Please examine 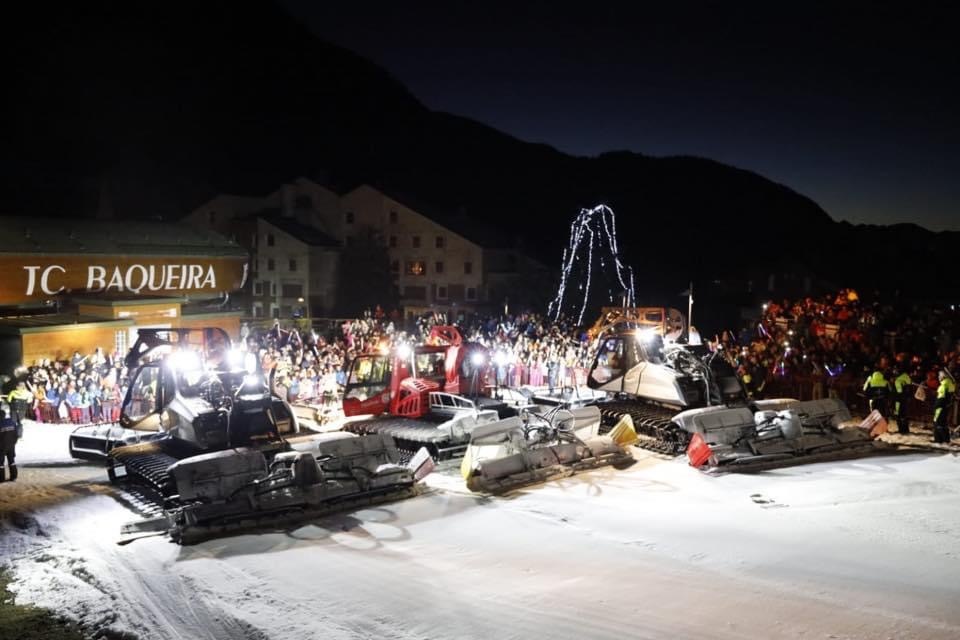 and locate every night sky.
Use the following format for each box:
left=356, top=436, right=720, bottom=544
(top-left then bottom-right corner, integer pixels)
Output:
left=280, top=1, right=959, bottom=231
